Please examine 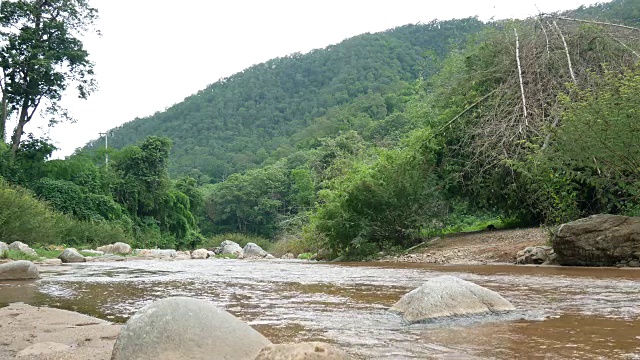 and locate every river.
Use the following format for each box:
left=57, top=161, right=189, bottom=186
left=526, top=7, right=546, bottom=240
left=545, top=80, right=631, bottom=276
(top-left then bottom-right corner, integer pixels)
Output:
left=1, top=259, right=640, bottom=359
